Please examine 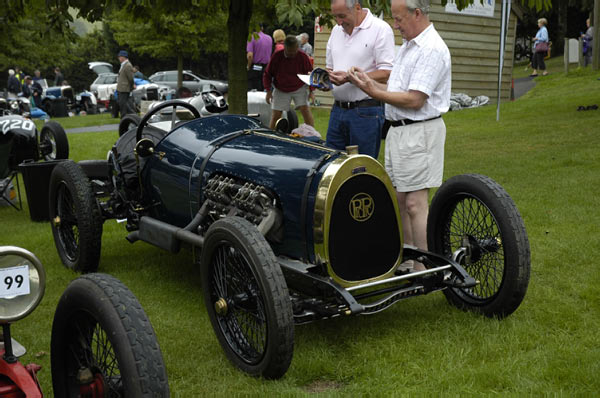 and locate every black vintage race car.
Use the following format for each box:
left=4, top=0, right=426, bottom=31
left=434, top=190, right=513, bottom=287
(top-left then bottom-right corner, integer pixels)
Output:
left=0, top=115, right=69, bottom=167
left=48, top=101, right=531, bottom=379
